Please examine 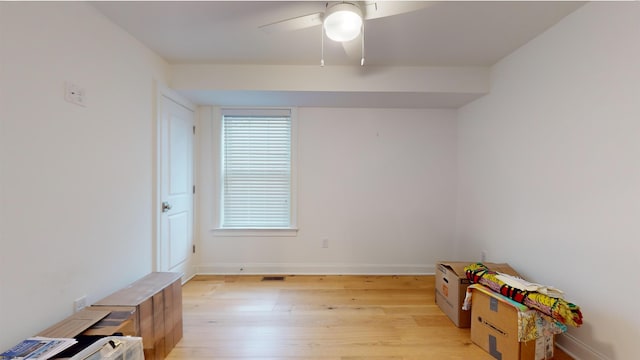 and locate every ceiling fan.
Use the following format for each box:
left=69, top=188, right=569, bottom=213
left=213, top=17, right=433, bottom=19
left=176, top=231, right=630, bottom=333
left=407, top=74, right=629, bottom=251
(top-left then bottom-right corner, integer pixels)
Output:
left=259, top=1, right=430, bottom=66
